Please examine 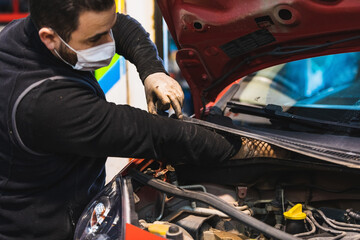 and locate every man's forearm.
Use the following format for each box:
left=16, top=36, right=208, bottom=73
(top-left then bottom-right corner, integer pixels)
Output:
left=112, top=13, right=167, bottom=81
